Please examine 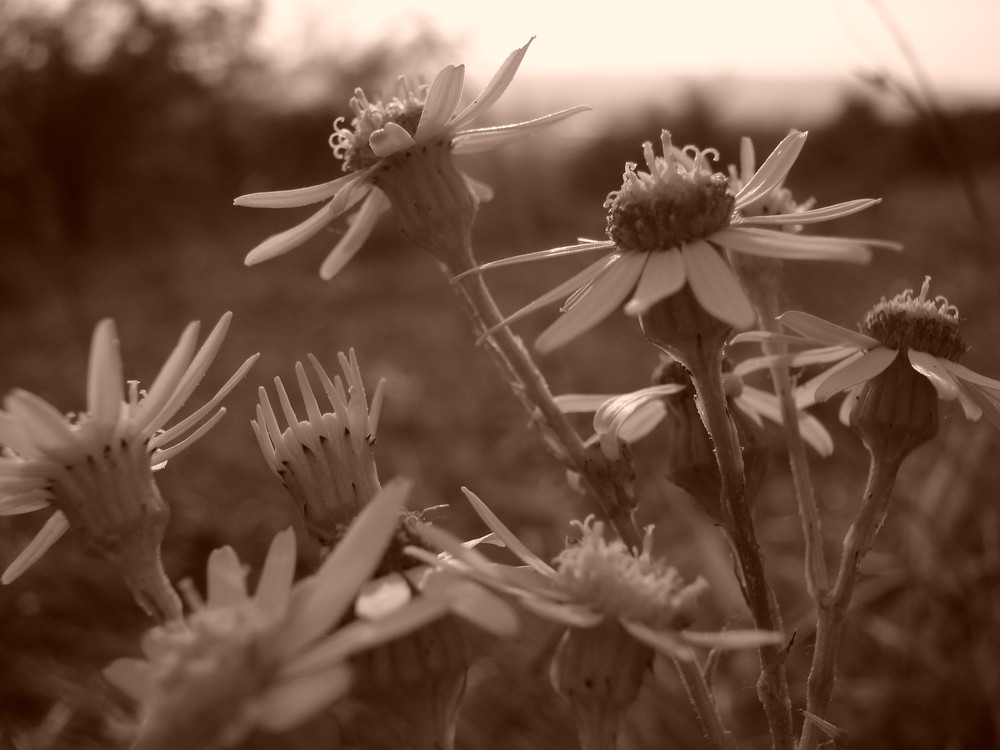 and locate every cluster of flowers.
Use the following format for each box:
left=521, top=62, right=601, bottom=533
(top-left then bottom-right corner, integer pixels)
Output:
left=4, top=38, right=1000, bottom=750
